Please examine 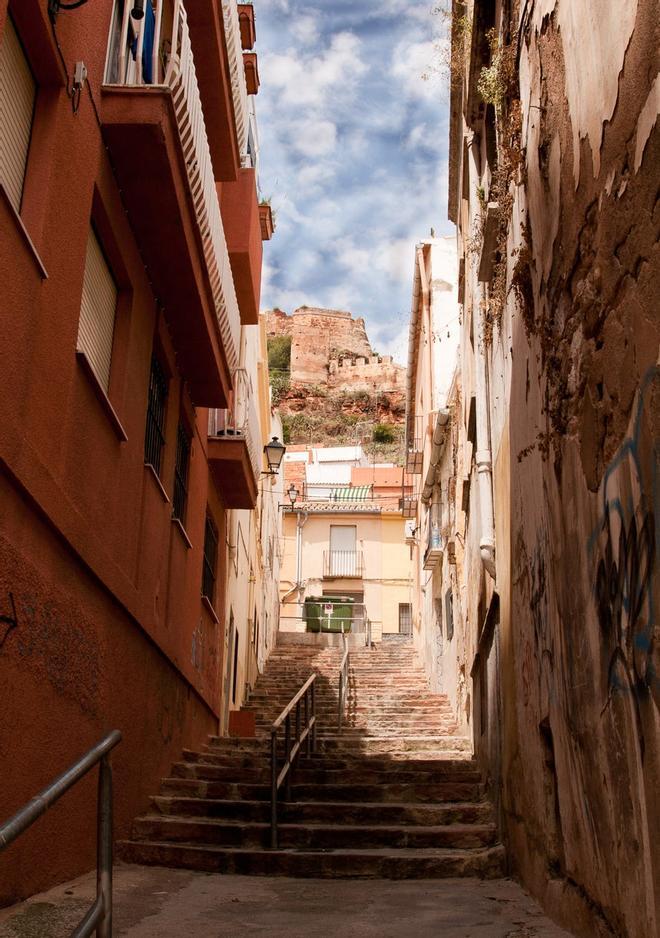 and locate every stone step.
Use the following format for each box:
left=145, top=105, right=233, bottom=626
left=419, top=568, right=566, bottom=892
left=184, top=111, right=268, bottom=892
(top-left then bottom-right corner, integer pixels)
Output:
left=174, top=761, right=481, bottom=786
left=131, top=815, right=498, bottom=851
left=160, top=776, right=484, bottom=804
left=185, top=750, right=479, bottom=775
left=150, top=797, right=493, bottom=827
left=316, top=736, right=472, bottom=753
left=118, top=840, right=506, bottom=879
